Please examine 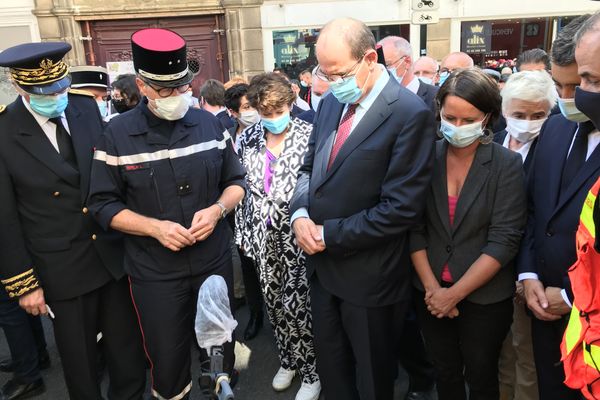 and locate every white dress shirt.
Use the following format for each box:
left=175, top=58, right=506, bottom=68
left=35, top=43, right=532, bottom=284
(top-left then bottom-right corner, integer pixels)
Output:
left=22, top=96, right=70, bottom=153
left=501, top=132, right=535, bottom=163
left=405, top=76, right=420, bottom=95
